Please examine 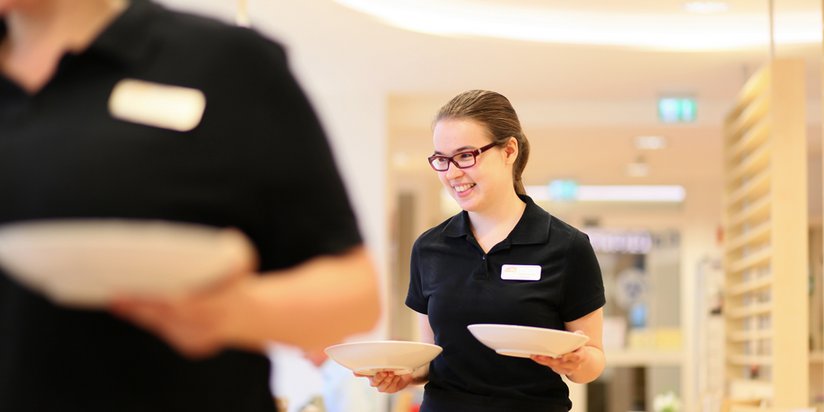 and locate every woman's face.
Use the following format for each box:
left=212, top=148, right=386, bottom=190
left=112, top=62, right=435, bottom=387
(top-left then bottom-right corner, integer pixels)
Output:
left=431, top=118, right=515, bottom=213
